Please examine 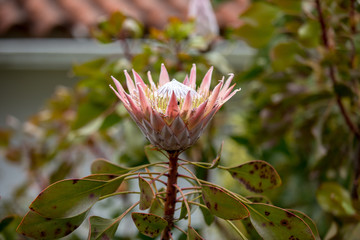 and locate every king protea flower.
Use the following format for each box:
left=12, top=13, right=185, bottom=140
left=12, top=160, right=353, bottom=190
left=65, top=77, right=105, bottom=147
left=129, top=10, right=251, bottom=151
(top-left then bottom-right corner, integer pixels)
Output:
left=110, top=64, right=240, bottom=152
